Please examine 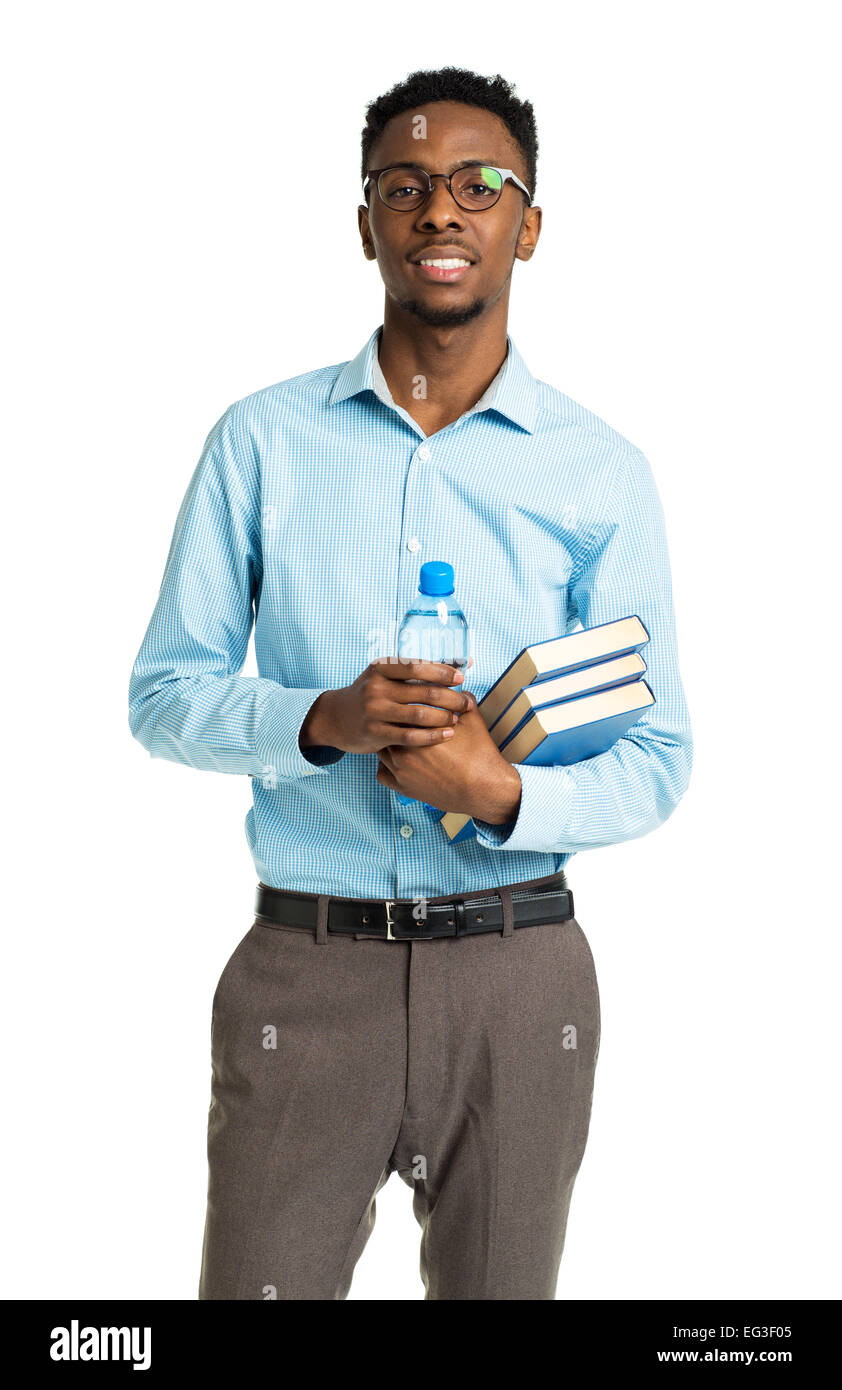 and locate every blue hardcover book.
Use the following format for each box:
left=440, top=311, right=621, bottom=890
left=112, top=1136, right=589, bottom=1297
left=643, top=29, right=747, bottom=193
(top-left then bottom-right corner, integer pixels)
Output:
left=499, top=679, right=655, bottom=765
left=440, top=677, right=655, bottom=841
left=424, top=804, right=475, bottom=842
left=421, top=802, right=479, bottom=842
left=476, top=614, right=650, bottom=731
left=489, top=652, right=647, bottom=748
